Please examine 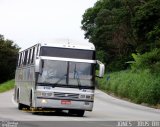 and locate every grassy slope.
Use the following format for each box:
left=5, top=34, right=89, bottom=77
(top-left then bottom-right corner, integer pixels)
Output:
left=0, top=79, right=15, bottom=93
left=97, top=70, right=160, bottom=107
